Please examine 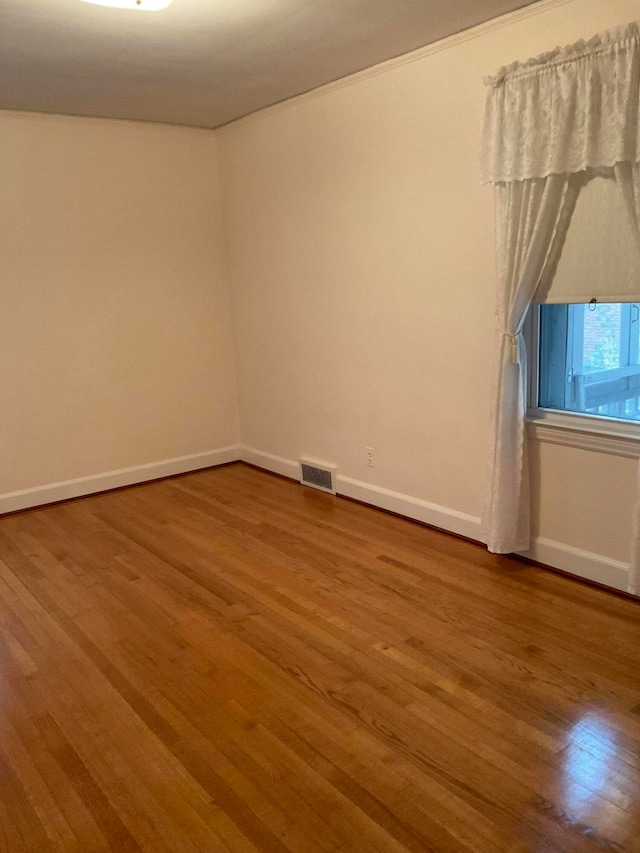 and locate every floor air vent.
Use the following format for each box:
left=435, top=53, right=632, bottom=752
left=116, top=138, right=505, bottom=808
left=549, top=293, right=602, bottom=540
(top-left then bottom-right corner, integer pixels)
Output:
left=299, top=460, right=337, bottom=494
